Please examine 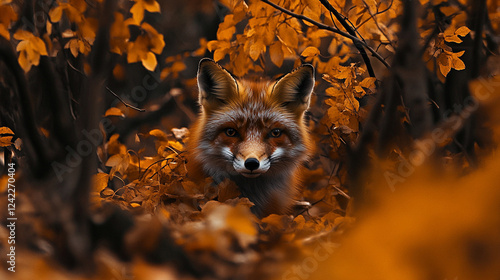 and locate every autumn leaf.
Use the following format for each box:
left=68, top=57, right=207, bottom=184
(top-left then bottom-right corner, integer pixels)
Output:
left=14, top=30, right=48, bottom=72
left=0, top=3, right=17, bottom=39
left=106, top=153, right=130, bottom=177
left=225, top=204, right=258, bottom=248
left=438, top=50, right=465, bottom=77
left=443, top=26, right=471, bottom=44
left=269, top=42, right=284, bottom=67
left=455, top=26, right=471, bottom=37
left=192, top=38, right=208, bottom=56
left=277, top=24, right=298, bottom=48
left=208, top=40, right=230, bottom=62
left=129, top=0, right=161, bottom=26
left=127, top=23, right=165, bottom=71
left=92, top=173, right=110, bottom=193
left=451, top=50, right=466, bottom=71
left=149, top=129, right=168, bottom=141
left=360, top=77, right=377, bottom=90
left=0, top=136, right=13, bottom=147
left=249, top=39, right=266, bottom=61
left=0, top=24, right=8, bottom=40
left=217, top=14, right=237, bottom=41
left=49, top=6, right=64, bottom=22
left=104, top=107, right=125, bottom=117
left=301, top=46, right=320, bottom=57
left=49, top=0, right=87, bottom=24
left=0, top=127, right=14, bottom=135
left=64, top=38, right=90, bottom=57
